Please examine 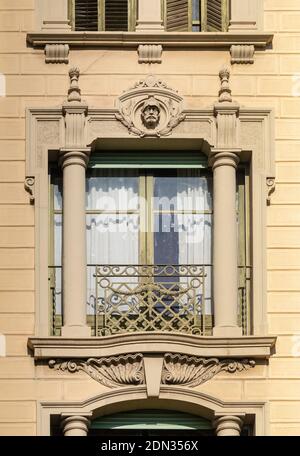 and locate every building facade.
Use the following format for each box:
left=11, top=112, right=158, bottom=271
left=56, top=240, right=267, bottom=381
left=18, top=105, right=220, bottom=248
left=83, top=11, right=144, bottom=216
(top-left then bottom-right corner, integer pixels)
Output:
left=0, top=0, right=299, bottom=436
